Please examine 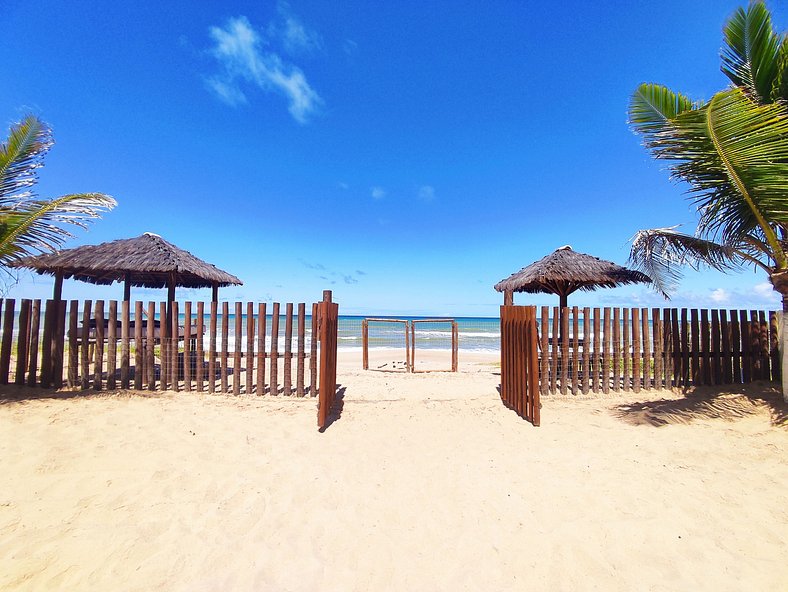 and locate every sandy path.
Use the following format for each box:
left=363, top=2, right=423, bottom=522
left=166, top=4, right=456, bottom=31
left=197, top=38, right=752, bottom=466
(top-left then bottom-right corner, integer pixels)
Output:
left=1, top=359, right=787, bottom=591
